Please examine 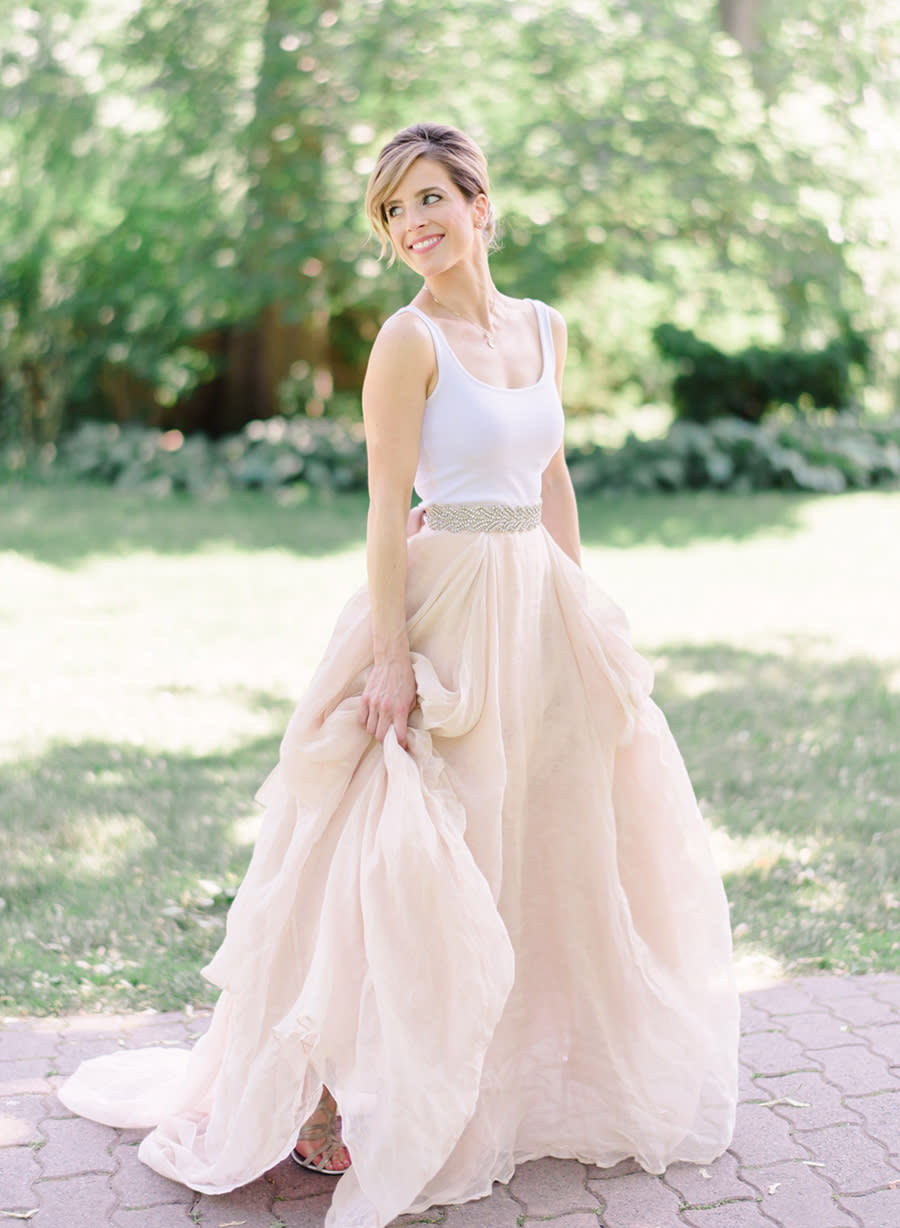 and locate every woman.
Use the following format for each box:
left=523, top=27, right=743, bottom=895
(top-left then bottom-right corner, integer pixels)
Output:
left=60, top=123, right=739, bottom=1228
